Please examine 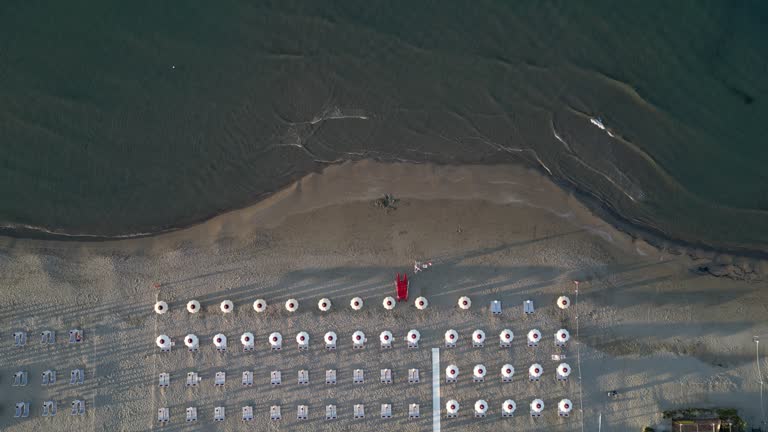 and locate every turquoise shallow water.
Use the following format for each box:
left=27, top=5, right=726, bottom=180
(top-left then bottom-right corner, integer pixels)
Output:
left=0, top=2, right=766, bottom=251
